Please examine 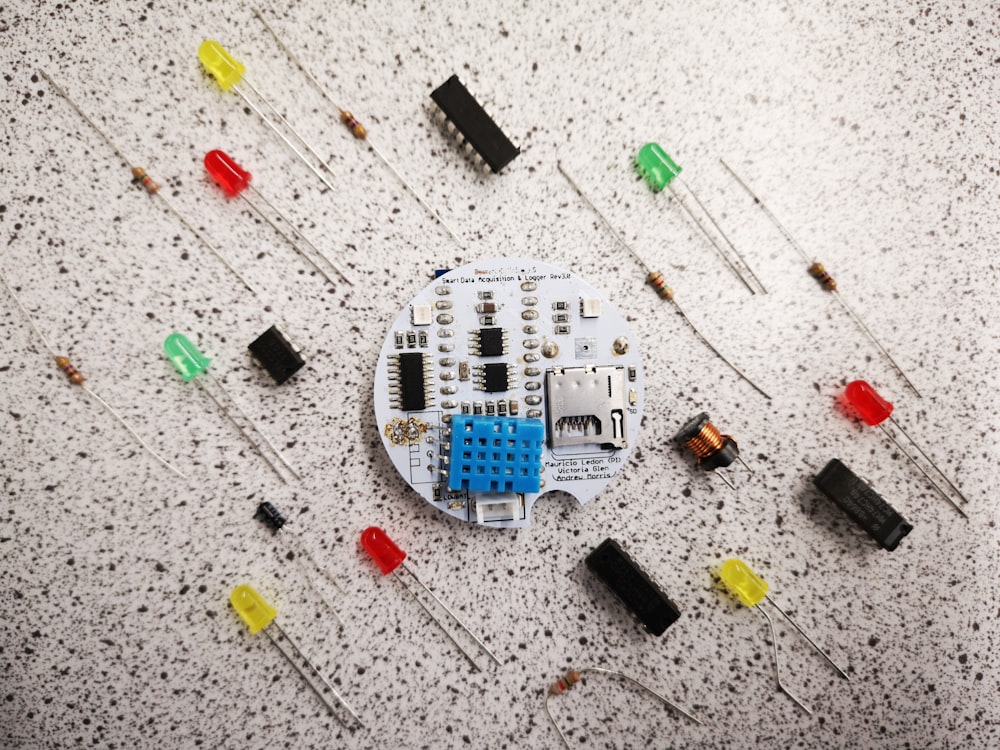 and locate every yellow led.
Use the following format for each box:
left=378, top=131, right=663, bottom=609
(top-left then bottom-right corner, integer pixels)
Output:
left=230, top=584, right=277, bottom=634
left=719, top=558, right=769, bottom=607
left=198, top=40, right=245, bottom=90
